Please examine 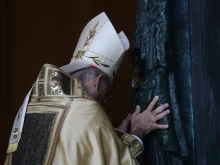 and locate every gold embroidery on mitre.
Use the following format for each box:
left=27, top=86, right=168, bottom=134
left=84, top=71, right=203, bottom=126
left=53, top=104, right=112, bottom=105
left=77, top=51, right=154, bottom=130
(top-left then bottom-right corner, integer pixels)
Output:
left=75, top=22, right=99, bottom=59
left=87, top=50, right=117, bottom=63
left=86, top=56, right=110, bottom=67
left=75, top=51, right=86, bottom=59
left=84, top=21, right=99, bottom=46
